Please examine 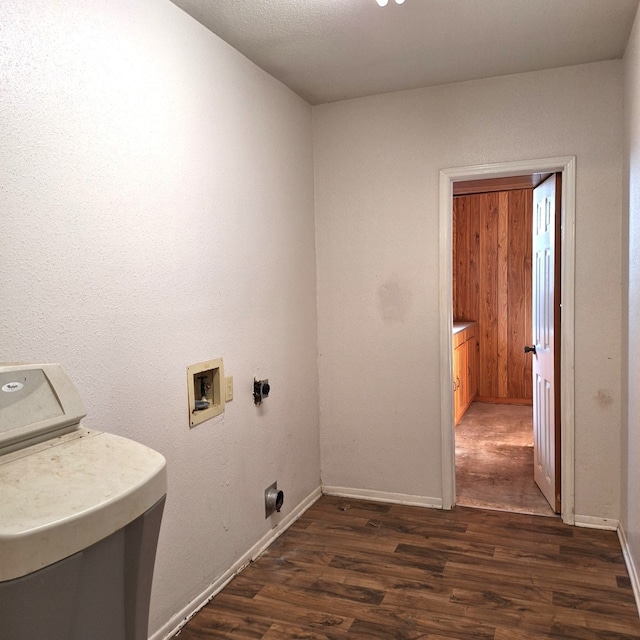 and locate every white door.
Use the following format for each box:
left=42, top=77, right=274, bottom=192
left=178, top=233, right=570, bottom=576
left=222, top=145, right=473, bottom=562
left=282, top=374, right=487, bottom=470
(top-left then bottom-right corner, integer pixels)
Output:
left=531, top=174, right=561, bottom=513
